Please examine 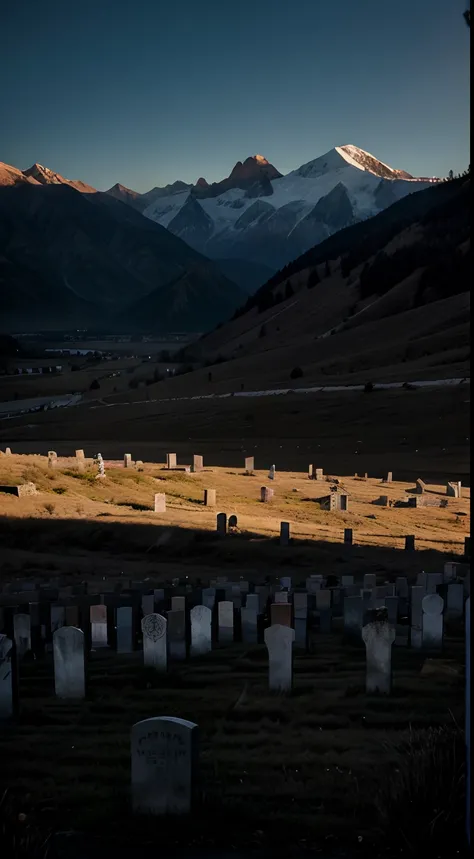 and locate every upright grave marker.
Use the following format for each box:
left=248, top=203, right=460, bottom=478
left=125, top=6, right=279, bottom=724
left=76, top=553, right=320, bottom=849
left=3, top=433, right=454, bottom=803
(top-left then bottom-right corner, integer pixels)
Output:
left=422, top=593, right=444, bottom=649
left=218, top=601, right=234, bottom=642
left=245, top=456, right=254, bottom=474
left=204, top=489, right=216, bottom=506
left=116, top=606, right=134, bottom=653
left=167, top=610, right=186, bottom=660
left=190, top=605, right=212, bottom=656
left=166, top=453, right=177, bottom=469
left=131, top=716, right=199, bottom=814
left=90, top=604, right=108, bottom=647
left=280, top=522, right=290, bottom=546
left=124, top=454, right=132, bottom=468
left=0, top=635, right=15, bottom=720
left=362, top=621, right=395, bottom=694
left=53, top=627, right=85, bottom=699
left=13, top=613, right=31, bottom=657
left=154, top=494, right=166, bottom=513
left=142, top=614, right=167, bottom=670
left=216, top=513, right=227, bottom=534
left=264, top=624, right=295, bottom=692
